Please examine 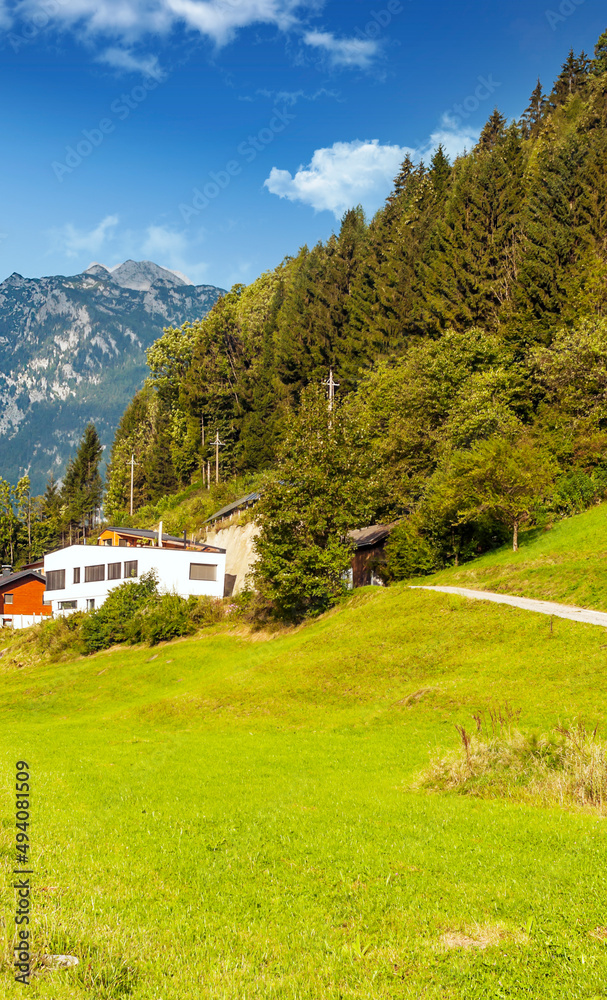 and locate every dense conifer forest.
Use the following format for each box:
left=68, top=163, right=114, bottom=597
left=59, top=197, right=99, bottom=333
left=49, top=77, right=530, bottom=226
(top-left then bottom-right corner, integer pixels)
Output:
left=105, top=34, right=607, bottom=517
